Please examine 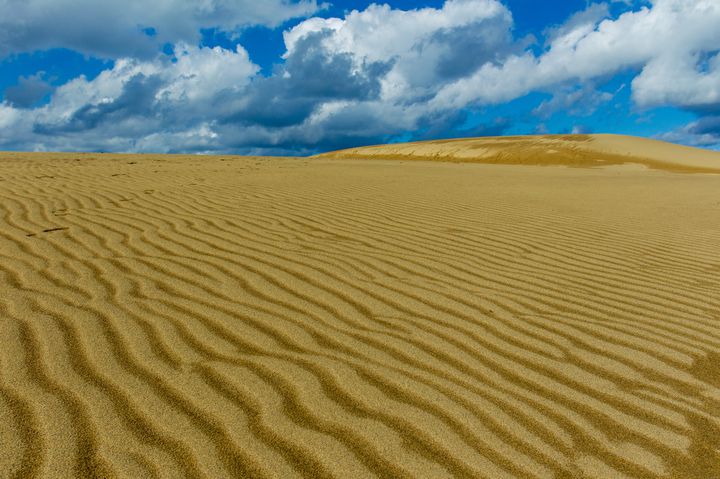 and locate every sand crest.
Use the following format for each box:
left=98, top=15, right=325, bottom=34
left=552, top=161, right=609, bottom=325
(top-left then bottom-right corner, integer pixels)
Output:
left=315, top=134, right=720, bottom=173
left=1, top=136, right=719, bottom=478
